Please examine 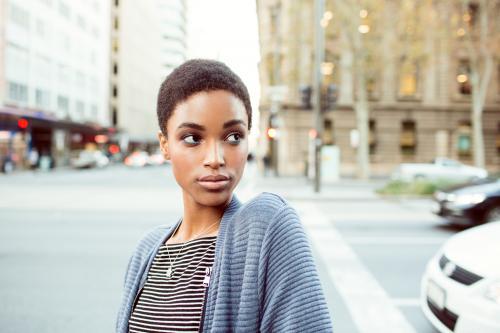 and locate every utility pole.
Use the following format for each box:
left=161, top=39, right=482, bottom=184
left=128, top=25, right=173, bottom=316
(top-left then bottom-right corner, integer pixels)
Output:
left=313, top=0, right=325, bottom=192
